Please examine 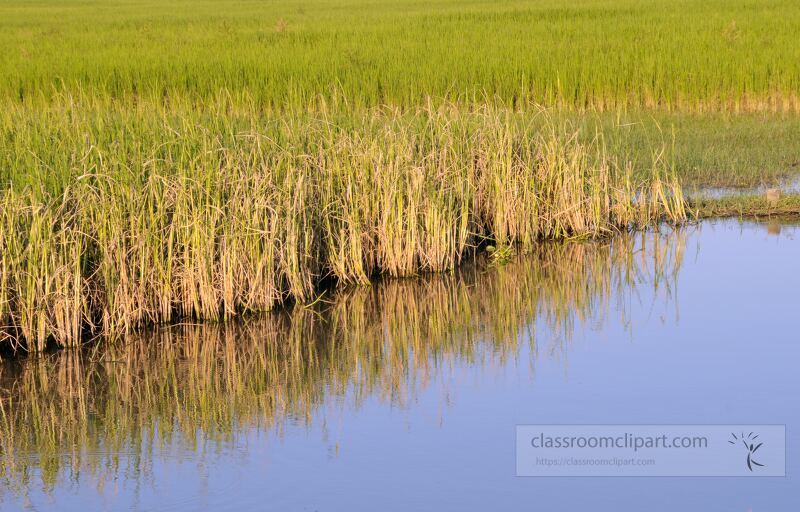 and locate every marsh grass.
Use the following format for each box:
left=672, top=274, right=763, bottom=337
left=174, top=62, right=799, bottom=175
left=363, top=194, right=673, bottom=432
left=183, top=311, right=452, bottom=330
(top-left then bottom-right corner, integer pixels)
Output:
left=0, top=229, right=684, bottom=493
left=0, top=104, right=685, bottom=351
